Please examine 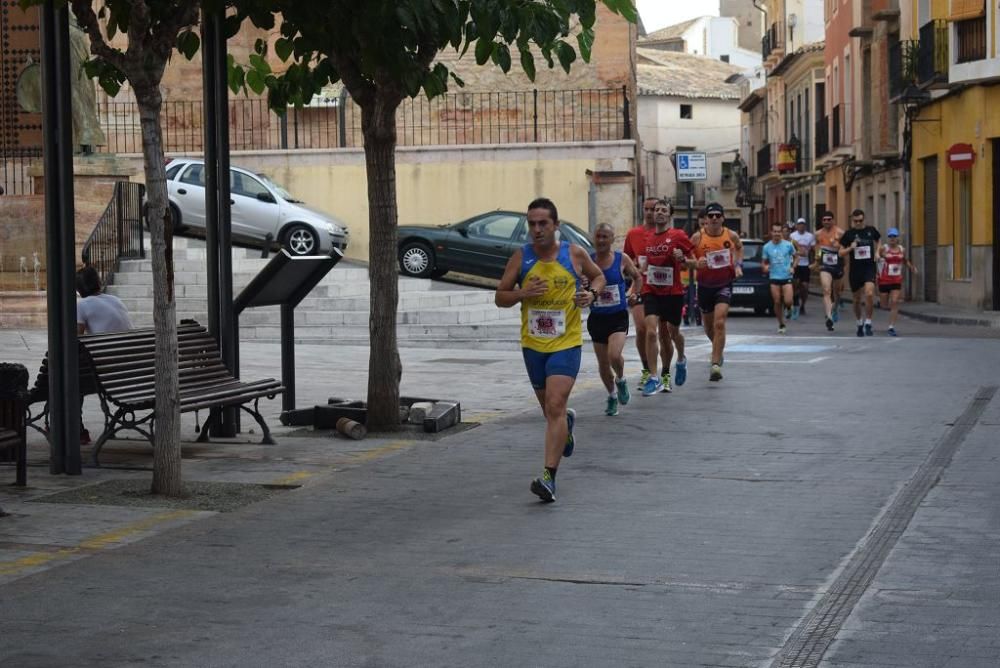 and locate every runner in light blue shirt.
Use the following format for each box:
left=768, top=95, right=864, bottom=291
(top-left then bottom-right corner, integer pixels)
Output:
left=761, top=223, right=798, bottom=333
